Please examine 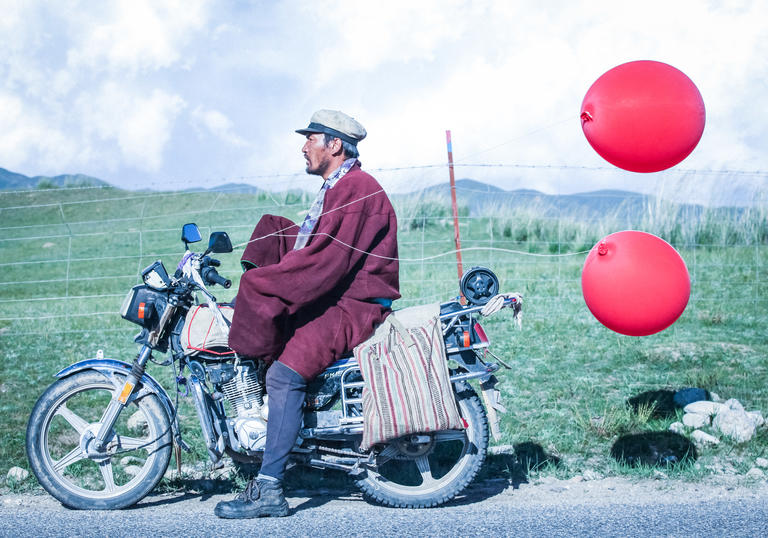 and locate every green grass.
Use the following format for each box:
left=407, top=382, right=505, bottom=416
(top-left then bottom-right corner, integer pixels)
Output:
left=1, top=184, right=767, bottom=493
